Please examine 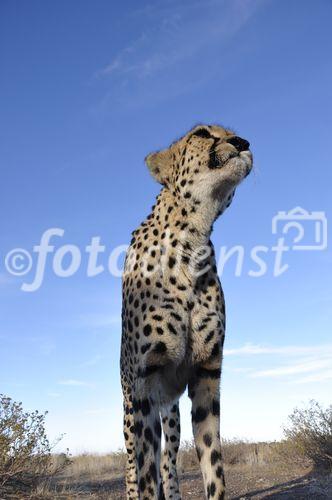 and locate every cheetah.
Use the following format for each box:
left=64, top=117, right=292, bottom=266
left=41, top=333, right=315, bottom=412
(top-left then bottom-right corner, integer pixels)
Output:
left=121, top=124, right=252, bottom=500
